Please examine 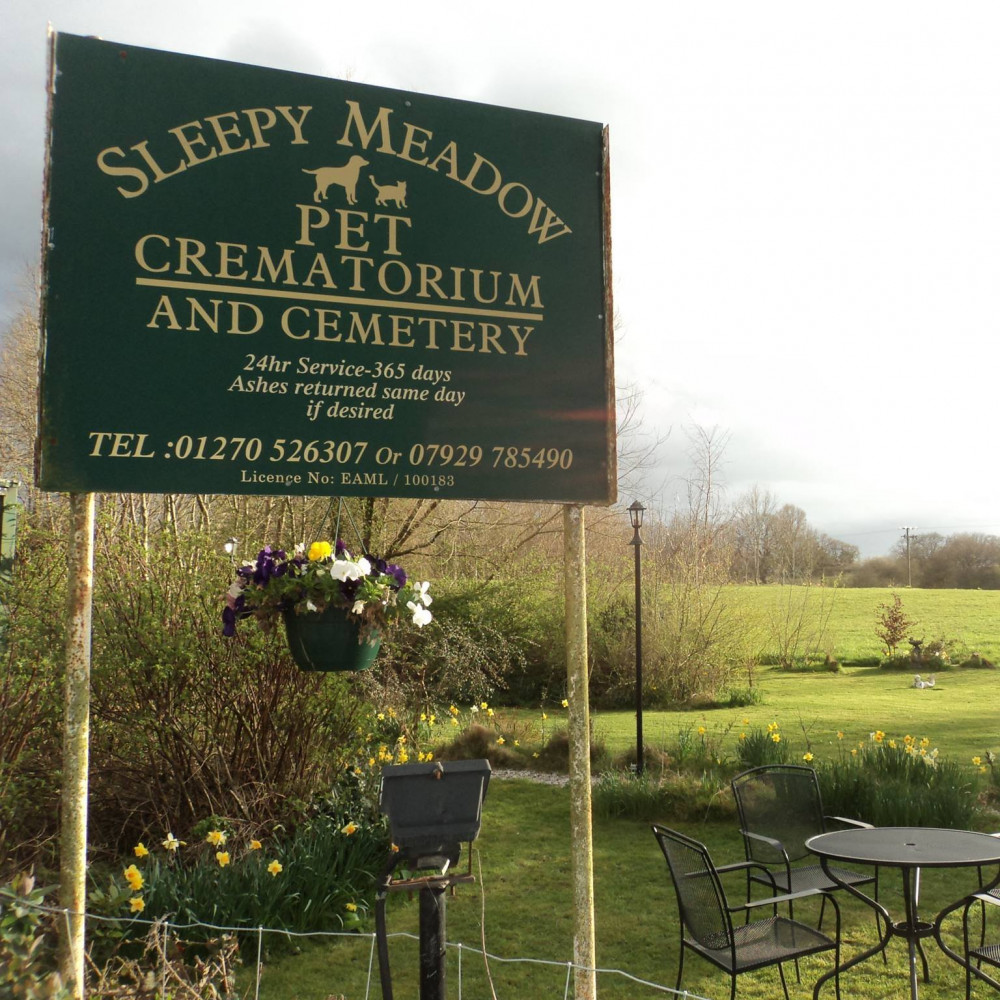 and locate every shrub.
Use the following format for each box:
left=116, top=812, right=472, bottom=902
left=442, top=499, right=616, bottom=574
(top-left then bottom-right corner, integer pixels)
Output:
left=0, top=873, right=68, bottom=999
left=817, top=734, right=978, bottom=828
left=94, top=810, right=389, bottom=961
left=0, top=529, right=66, bottom=872
left=735, top=724, right=791, bottom=769
left=592, top=769, right=733, bottom=823
left=874, top=592, right=915, bottom=656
